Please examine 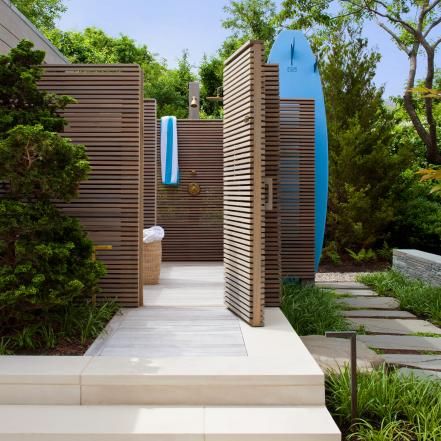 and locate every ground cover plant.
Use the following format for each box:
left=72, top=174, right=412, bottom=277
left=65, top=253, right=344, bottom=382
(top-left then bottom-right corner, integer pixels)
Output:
left=358, top=271, right=441, bottom=326
left=0, top=40, right=113, bottom=354
left=281, top=282, right=350, bottom=335
left=326, top=365, right=441, bottom=440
